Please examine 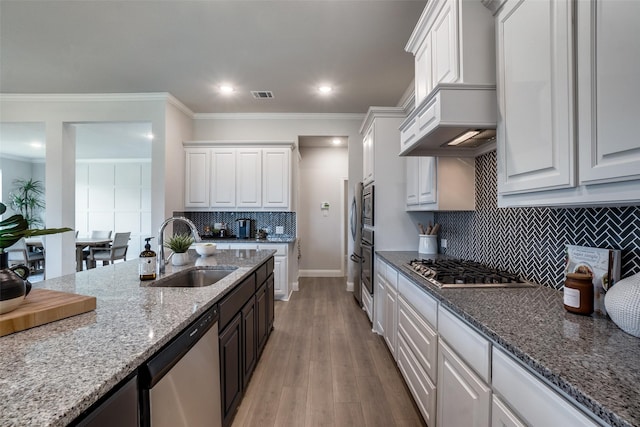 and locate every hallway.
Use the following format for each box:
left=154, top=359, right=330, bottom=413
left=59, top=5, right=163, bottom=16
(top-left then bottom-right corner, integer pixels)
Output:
left=232, top=277, right=426, bottom=427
